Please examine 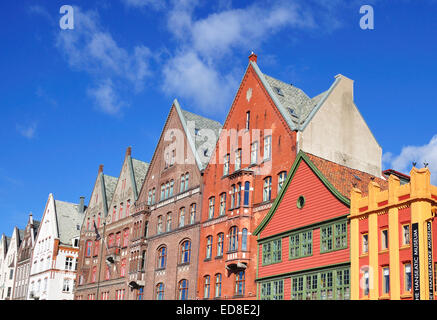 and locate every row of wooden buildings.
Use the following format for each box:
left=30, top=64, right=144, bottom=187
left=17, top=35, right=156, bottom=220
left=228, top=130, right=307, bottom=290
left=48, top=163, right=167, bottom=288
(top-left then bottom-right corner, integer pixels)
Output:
left=2, top=53, right=435, bottom=300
